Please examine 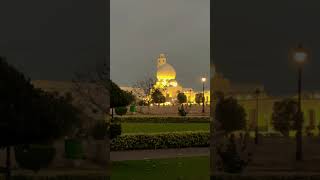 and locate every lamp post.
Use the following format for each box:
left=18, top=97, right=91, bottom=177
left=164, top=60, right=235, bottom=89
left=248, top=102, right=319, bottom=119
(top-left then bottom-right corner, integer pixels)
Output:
left=254, top=88, right=260, bottom=145
left=290, top=43, right=308, bottom=161
left=201, top=77, right=207, bottom=113
left=189, top=89, right=192, bottom=106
